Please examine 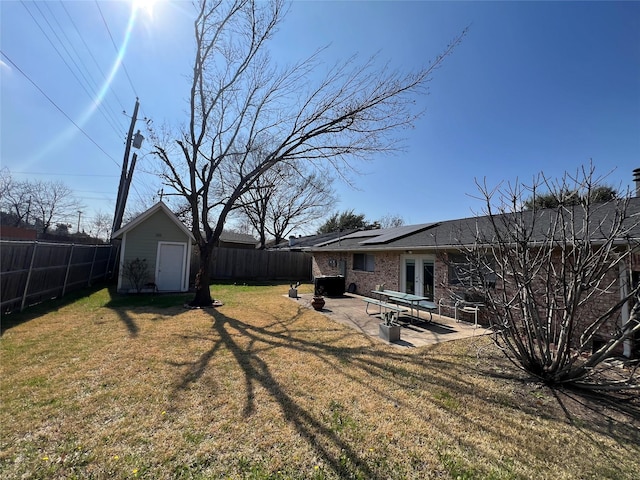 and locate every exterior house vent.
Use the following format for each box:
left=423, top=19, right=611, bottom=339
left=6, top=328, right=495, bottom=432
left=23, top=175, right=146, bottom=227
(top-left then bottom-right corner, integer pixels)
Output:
left=634, top=168, right=640, bottom=197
